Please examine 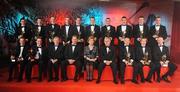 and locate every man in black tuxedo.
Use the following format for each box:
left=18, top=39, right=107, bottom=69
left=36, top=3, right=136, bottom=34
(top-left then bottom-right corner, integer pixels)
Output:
left=117, top=16, right=133, bottom=46
left=134, top=16, right=149, bottom=47
left=149, top=16, right=168, bottom=48
left=26, top=37, right=47, bottom=82
left=15, top=18, right=32, bottom=45
left=31, top=18, right=46, bottom=46
left=48, top=36, right=64, bottom=82
left=8, top=37, right=29, bottom=82
left=119, top=37, right=139, bottom=84
left=85, top=17, right=100, bottom=46
left=72, top=17, right=85, bottom=45
left=46, top=17, right=61, bottom=44
left=61, top=17, right=74, bottom=45
left=149, top=37, right=177, bottom=83
left=96, top=37, right=118, bottom=84
left=101, top=18, right=116, bottom=45
left=135, top=38, right=153, bottom=83
left=61, top=35, right=83, bottom=82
